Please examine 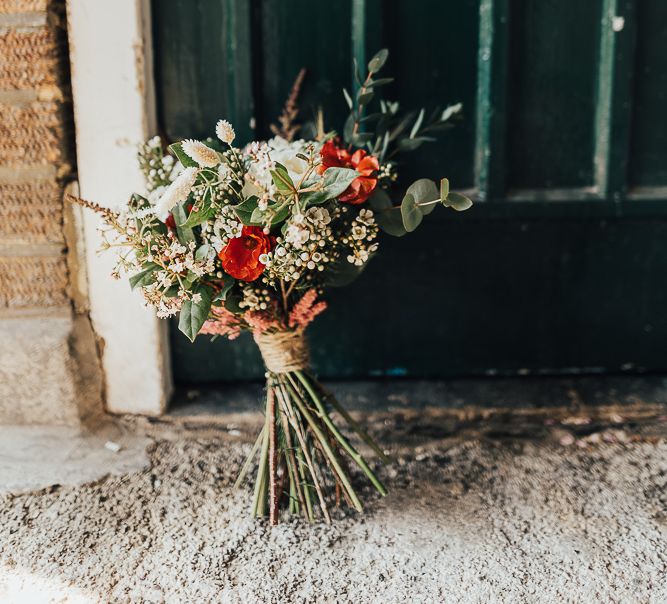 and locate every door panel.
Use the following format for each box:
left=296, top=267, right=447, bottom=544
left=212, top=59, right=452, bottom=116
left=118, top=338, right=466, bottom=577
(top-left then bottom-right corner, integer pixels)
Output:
left=153, top=0, right=667, bottom=384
